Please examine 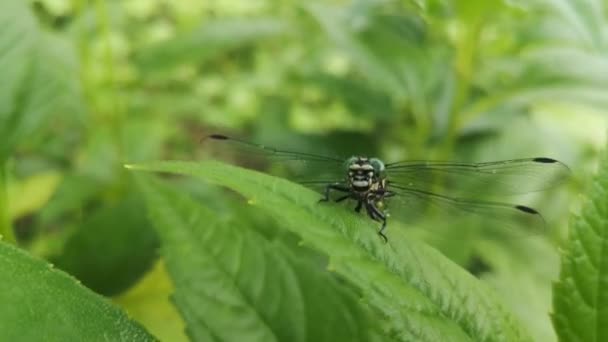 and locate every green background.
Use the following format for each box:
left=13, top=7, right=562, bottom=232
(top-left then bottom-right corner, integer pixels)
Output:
left=1, top=0, right=607, bottom=341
